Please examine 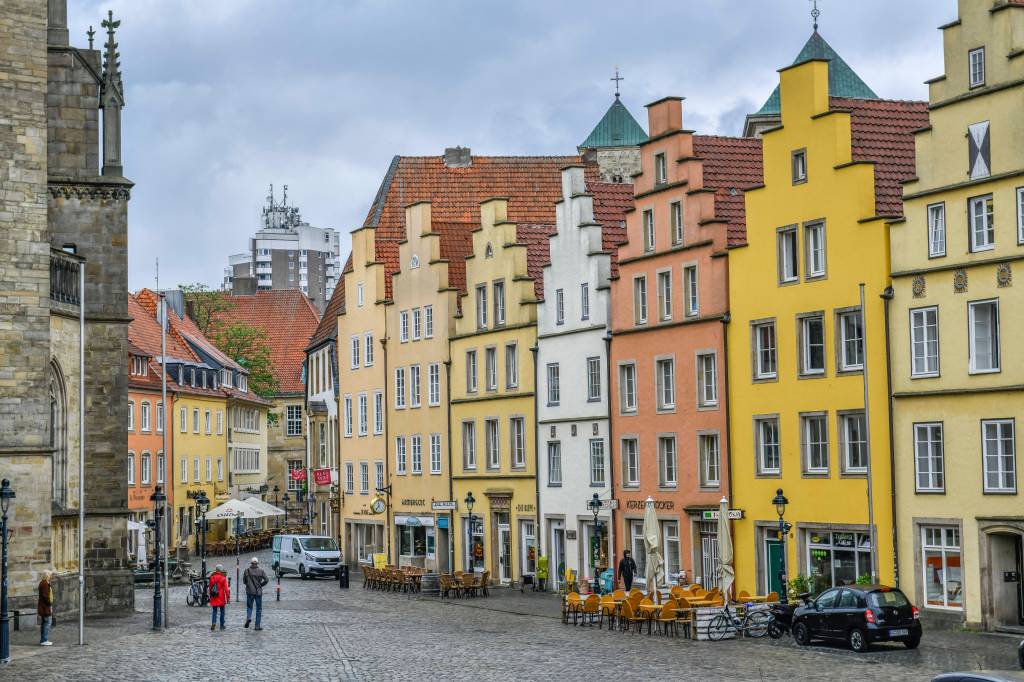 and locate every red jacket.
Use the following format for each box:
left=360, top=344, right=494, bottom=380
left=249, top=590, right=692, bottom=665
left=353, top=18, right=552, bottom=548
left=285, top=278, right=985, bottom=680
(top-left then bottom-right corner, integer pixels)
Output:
left=208, top=572, right=229, bottom=607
